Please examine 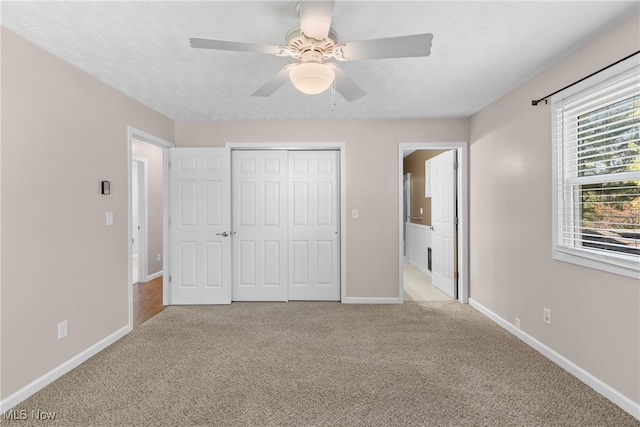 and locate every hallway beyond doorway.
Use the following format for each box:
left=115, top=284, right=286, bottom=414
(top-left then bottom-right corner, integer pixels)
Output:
left=133, top=276, right=165, bottom=328
left=403, top=263, right=451, bottom=301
